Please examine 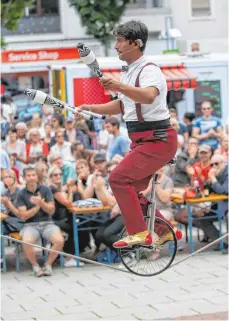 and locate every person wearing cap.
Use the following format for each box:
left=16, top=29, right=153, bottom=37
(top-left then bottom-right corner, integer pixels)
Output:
left=190, top=144, right=212, bottom=190
left=76, top=20, right=177, bottom=248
